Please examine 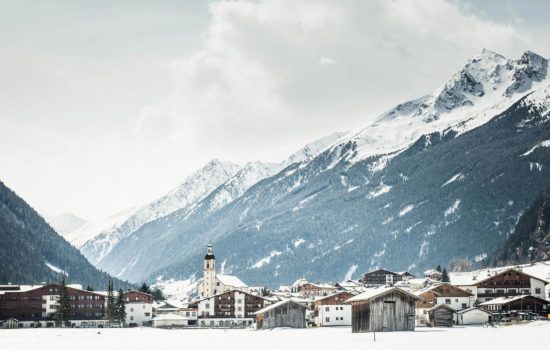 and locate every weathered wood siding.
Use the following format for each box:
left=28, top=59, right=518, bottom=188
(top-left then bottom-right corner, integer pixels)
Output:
left=259, top=302, right=306, bottom=329
left=351, top=290, right=416, bottom=332
left=429, top=307, right=454, bottom=327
